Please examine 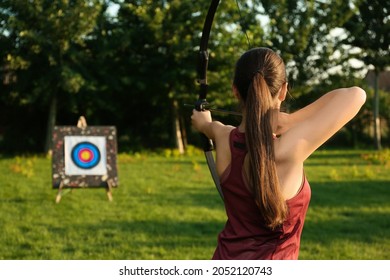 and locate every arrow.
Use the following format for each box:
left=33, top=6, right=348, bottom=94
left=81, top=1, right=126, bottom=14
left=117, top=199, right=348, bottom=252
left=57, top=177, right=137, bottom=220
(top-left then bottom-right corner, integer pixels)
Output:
left=184, top=104, right=242, bottom=116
